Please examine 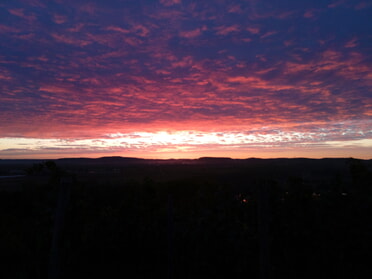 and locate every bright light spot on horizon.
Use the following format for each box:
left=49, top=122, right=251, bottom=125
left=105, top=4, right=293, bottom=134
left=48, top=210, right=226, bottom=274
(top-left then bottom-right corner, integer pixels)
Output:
left=1, top=130, right=321, bottom=151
